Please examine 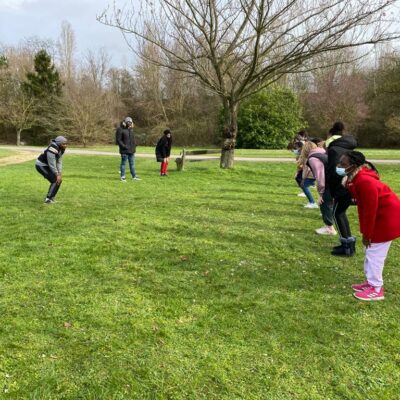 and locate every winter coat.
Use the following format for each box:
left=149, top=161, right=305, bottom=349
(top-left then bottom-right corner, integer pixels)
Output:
left=116, top=126, right=136, bottom=154
left=155, top=135, right=172, bottom=161
left=347, top=167, right=400, bottom=243
left=326, top=135, right=357, bottom=198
